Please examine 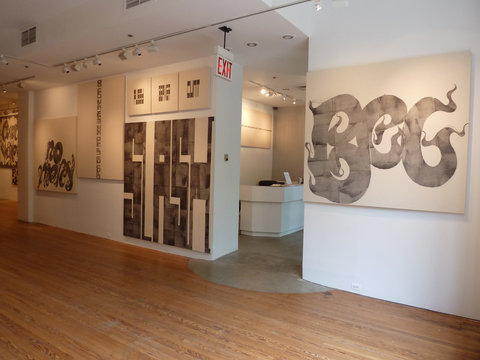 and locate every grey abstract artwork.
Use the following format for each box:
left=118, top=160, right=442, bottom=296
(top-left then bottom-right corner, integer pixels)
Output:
left=124, top=117, right=213, bottom=253
left=305, top=87, right=467, bottom=204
